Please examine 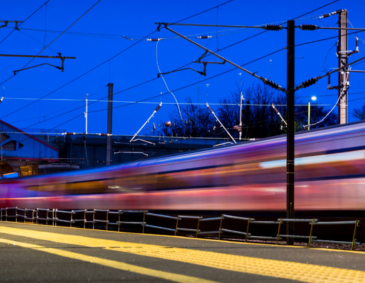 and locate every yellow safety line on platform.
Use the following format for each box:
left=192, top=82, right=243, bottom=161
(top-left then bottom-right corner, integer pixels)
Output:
left=0, top=237, right=217, bottom=283
left=0, top=226, right=364, bottom=283
left=5, top=221, right=365, bottom=255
